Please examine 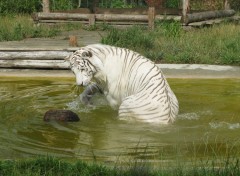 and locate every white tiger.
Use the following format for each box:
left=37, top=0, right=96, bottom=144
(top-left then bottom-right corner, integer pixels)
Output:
left=66, top=44, right=179, bottom=124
